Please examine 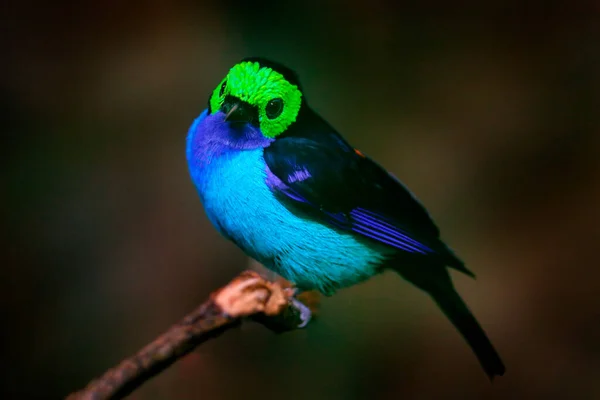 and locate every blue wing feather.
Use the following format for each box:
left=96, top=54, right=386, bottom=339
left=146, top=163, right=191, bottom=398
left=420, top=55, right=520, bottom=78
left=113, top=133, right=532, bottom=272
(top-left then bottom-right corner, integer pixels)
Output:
left=264, top=134, right=473, bottom=277
left=349, top=208, right=433, bottom=254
